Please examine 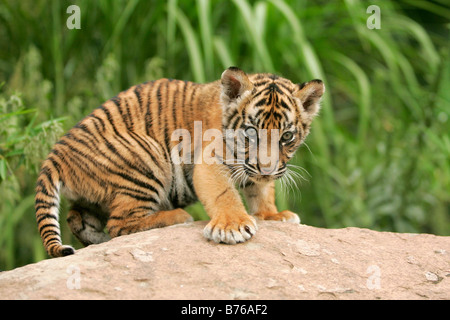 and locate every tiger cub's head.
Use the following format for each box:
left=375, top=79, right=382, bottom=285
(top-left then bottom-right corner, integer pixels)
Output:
left=220, top=67, right=324, bottom=183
